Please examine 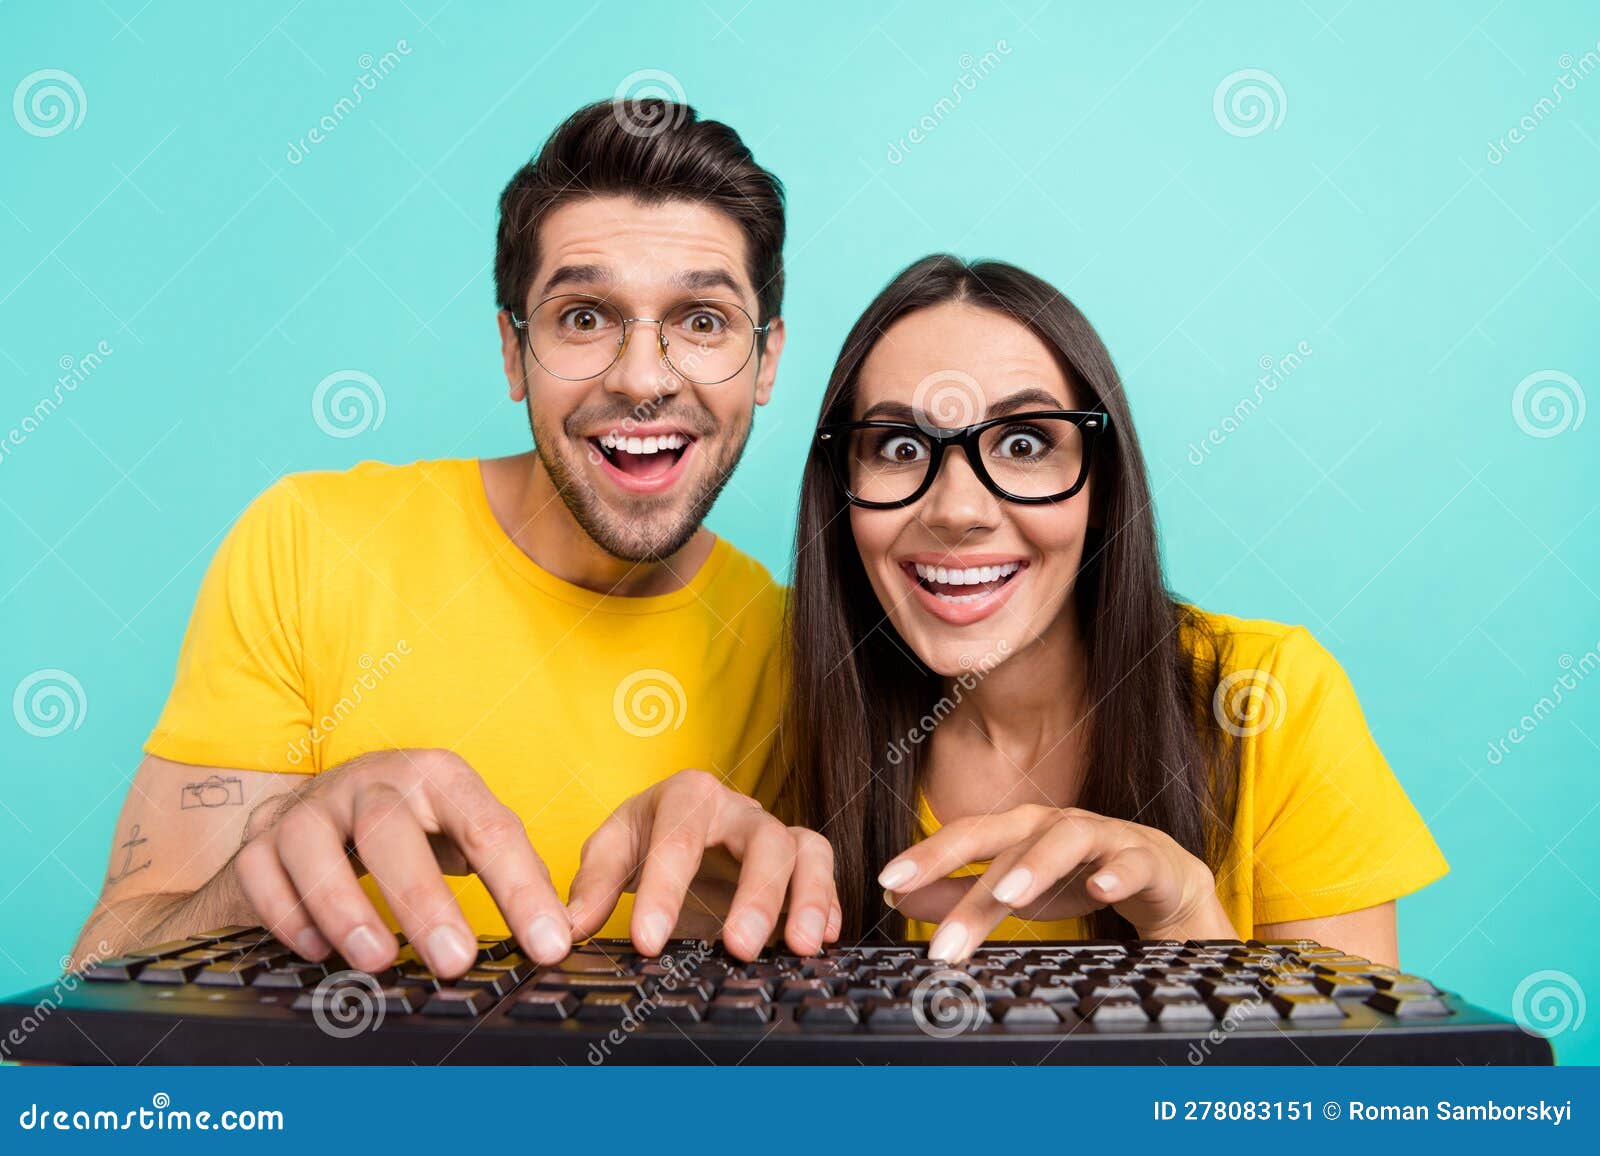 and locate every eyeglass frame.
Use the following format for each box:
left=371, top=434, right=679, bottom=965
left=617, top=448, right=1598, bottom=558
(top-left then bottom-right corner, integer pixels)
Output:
left=507, top=293, right=773, bottom=385
left=814, top=409, right=1111, bottom=508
